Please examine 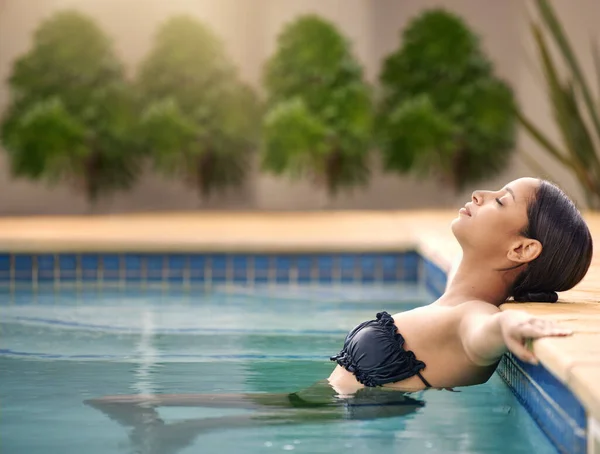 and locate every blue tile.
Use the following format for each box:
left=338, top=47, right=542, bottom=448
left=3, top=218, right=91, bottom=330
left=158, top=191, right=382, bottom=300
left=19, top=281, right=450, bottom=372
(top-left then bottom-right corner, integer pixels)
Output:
left=232, top=256, right=248, bottom=282
left=340, top=255, right=355, bottom=280
left=381, top=255, right=398, bottom=281
left=318, top=268, right=333, bottom=279
left=37, top=254, right=54, bottom=270
left=146, top=273, right=164, bottom=282
left=498, top=354, right=586, bottom=454
left=81, top=269, right=98, bottom=281
left=297, top=267, right=311, bottom=281
left=359, top=254, right=376, bottom=281
left=340, top=274, right=355, bottom=283
left=211, top=255, right=227, bottom=271
left=168, top=267, right=184, bottom=279
left=14, top=255, right=32, bottom=270
left=275, top=257, right=291, bottom=282
left=167, top=275, right=184, bottom=284
left=254, top=275, right=269, bottom=284
left=38, top=270, right=55, bottom=281
left=275, top=256, right=292, bottom=271
left=424, top=259, right=447, bottom=290
left=317, top=255, right=333, bottom=270
left=81, top=254, right=98, bottom=270
left=14, top=270, right=33, bottom=281
left=146, top=255, right=163, bottom=271
left=360, top=275, right=376, bottom=283
left=403, top=252, right=419, bottom=271
left=404, top=268, right=418, bottom=283
left=189, top=255, right=205, bottom=271
left=59, top=254, right=77, bottom=270
left=275, top=273, right=290, bottom=284
left=296, top=256, right=312, bottom=270
left=318, top=274, right=333, bottom=284
left=168, top=255, right=186, bottom=270
left=102, top=255, right=120, bottom=270
left=359, top=254, right=376, bottom=271
left=233, top=256, right=248, bottom=269
left=515, top=355, right=586, bottom=425
left=297, top=274, right=312, bottom=283
left=425, top=280, right=440, bottom=298
left=381, top=254, right=399, bottom=271
left=339, top=254, right=355, bottom=270
left=125, top=255, right=141, bottom=270
left=431, top=269, right=447, bottom=288
left=0, top=254, right=9, bottom=272
left=189, top=273, right=205, bottom=283
left=253, top=255, right=269, bottom=272
left=232, top=273, right=247, bottom=284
